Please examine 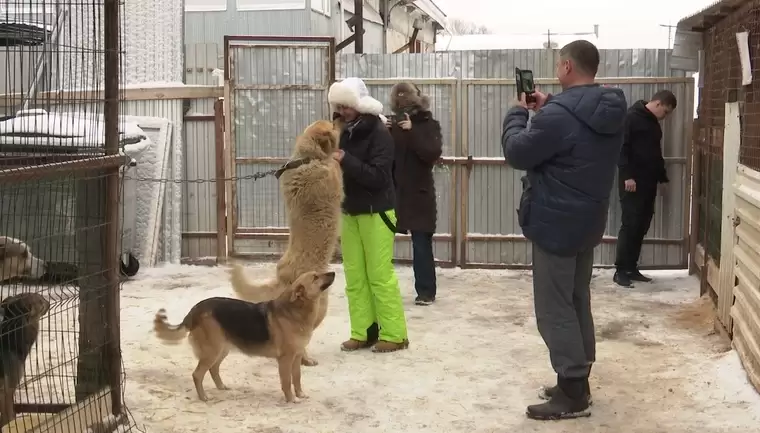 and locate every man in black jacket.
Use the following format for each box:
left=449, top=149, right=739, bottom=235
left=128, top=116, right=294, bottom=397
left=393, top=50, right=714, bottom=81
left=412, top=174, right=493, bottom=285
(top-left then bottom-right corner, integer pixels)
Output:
left=614, top=90, right=677, bottom=287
